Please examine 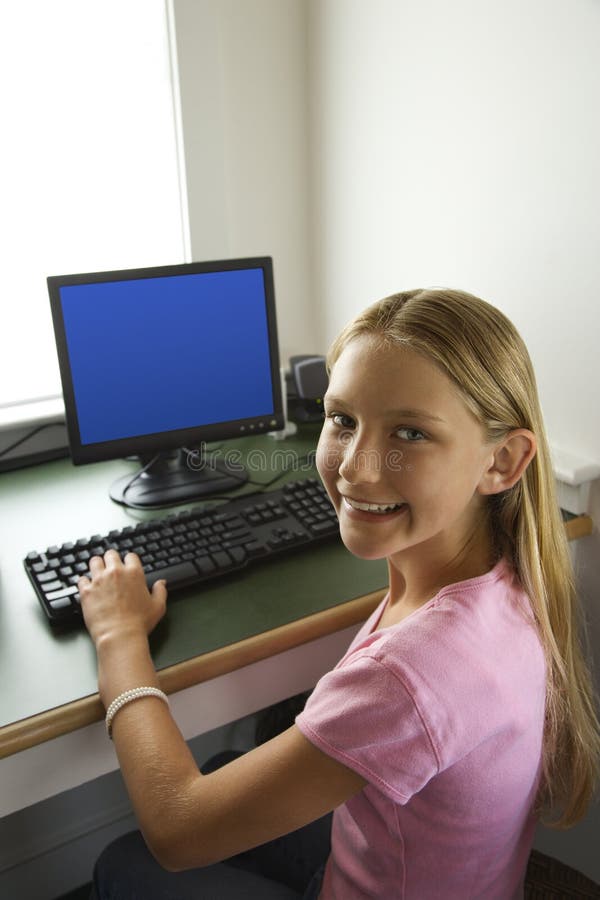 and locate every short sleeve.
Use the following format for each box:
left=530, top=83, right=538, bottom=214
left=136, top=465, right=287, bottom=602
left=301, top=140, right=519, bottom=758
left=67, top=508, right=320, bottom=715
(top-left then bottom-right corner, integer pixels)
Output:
left=296, top=651, right=440, bottom=804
